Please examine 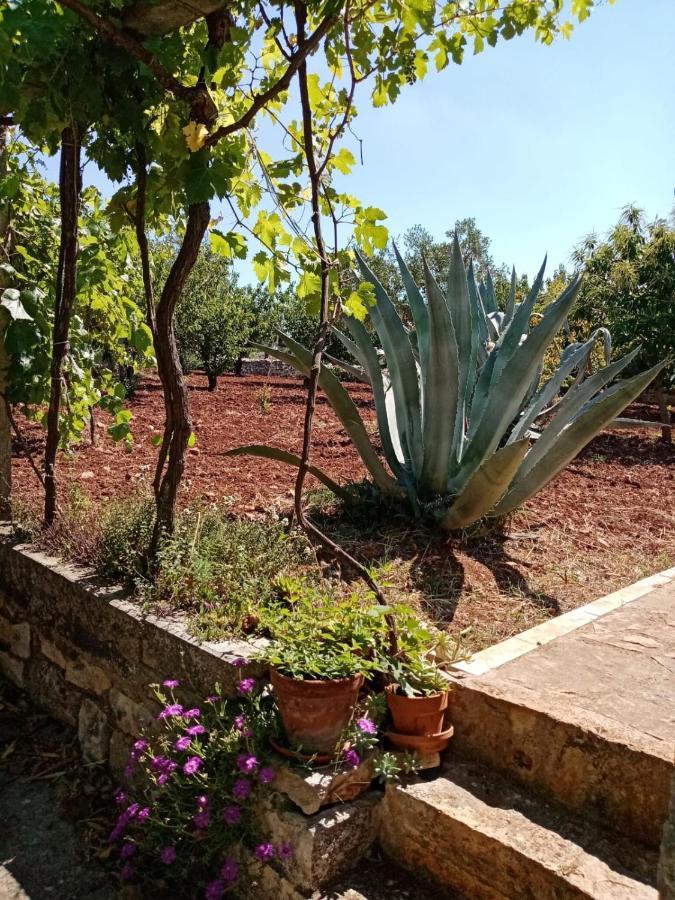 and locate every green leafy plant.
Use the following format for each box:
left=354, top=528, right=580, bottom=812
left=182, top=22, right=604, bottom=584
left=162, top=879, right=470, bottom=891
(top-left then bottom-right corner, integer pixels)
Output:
left=237, top=236, right=665, bottom=528
left=260, top=578, right=392, bottom=681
